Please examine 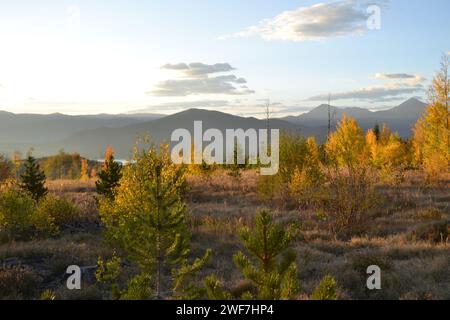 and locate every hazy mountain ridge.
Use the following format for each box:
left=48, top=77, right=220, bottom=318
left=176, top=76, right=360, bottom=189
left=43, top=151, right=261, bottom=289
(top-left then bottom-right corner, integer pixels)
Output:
left=0, top=111, right=163, bottom=144
left=0, top=98, right=427, bottom=159
left=282, top=98, right=427, bottom=137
